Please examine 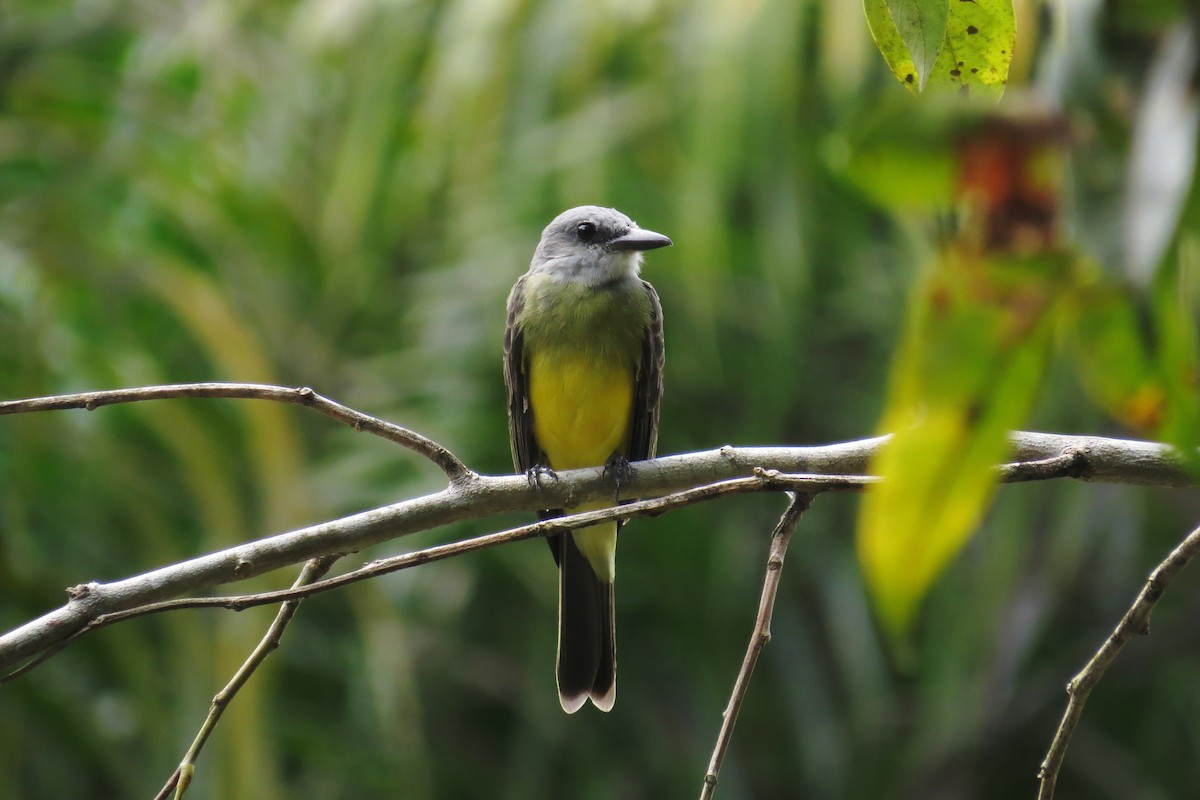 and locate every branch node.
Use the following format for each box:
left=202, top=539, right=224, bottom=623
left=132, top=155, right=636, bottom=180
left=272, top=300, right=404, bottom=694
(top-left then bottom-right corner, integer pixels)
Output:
left=449, top=469, right=482, bottom=490
left=84, top=400, right=96, bottom=411
left=1065, top=448, right=1091, bottom=479
left=67, top=582, right=97, bottom=600
left=1143, top=574, right=1165, bottom=603
left=1002, top=450, right=1092, bottom=483
left=233, top=559, right=253, bottom=578
left=753, top=467, right=793, bottom=490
